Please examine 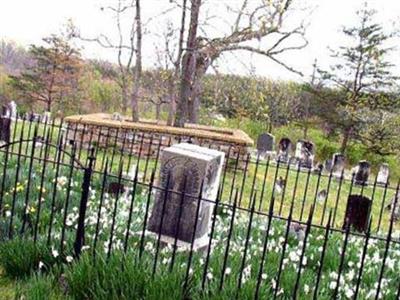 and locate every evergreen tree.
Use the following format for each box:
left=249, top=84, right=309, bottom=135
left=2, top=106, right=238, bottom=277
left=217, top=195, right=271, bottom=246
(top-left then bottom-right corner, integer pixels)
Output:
left=9, top=35, right=82, bottom=112
left=318, top=6, right=398, bottom=153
